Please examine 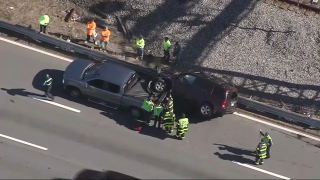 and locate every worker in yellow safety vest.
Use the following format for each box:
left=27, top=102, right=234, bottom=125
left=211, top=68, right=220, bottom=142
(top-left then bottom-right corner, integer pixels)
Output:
left=176, top=113, right=189, bottom=140
left=141, top=97, right=154, bottom=125
left=39, top=14, right=50, bottom=34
